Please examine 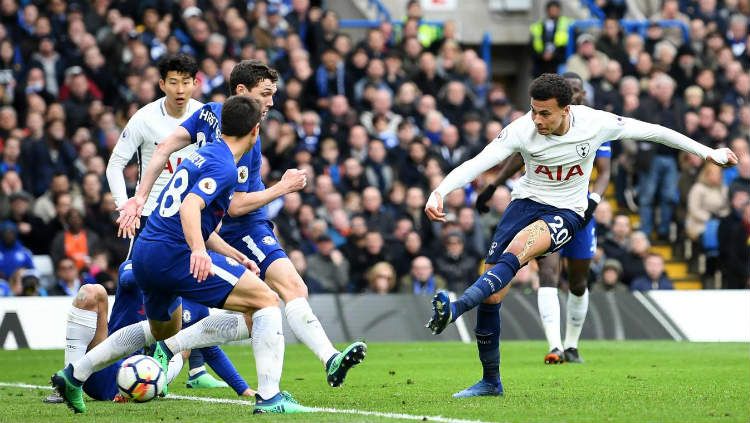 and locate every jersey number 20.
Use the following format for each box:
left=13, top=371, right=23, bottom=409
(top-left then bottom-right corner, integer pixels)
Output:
left=159, top=168, right=189, bottom=217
